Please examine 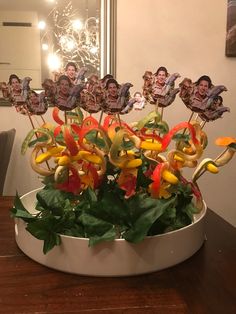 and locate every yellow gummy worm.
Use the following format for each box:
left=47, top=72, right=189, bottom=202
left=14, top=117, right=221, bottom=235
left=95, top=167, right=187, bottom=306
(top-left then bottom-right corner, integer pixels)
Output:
left=140, top=141, right=162, bottom=151
left=162, top=170, right=179, bottom=185
left=192, top=158, right=219, bottom=182
left=35, top=146, right=65, bottom=164
left=58, top=155, right=71, bottom=166
left=31, top=145, right=54, bottom=176
left=77, top=150, right=103, bottom=165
